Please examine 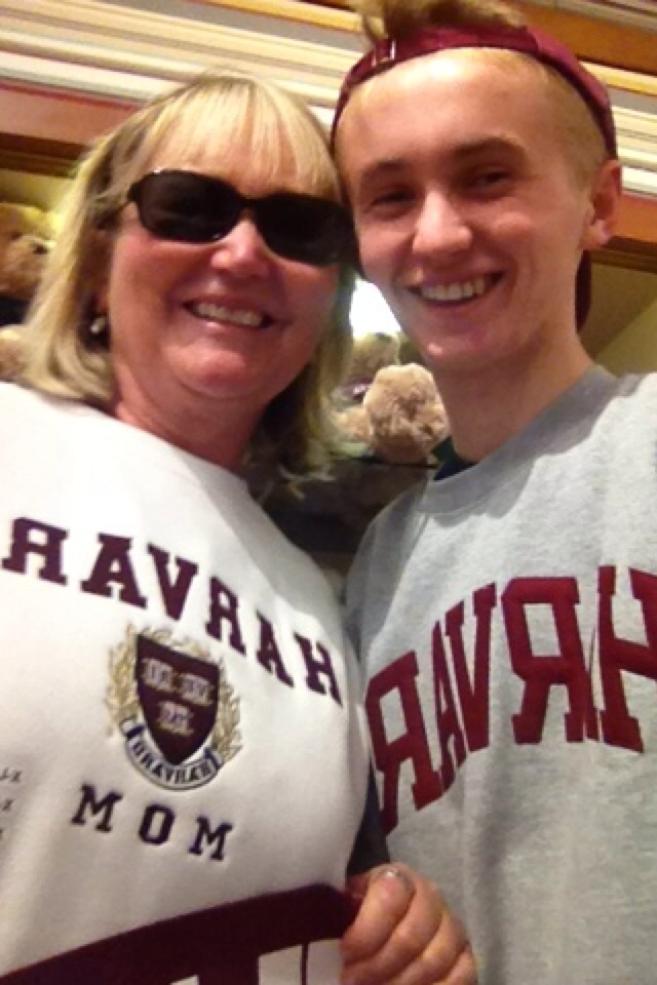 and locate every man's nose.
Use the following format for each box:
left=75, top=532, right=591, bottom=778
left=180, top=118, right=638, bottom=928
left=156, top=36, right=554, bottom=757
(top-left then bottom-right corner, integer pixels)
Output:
left=412, top=192, right=473, bottom=259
